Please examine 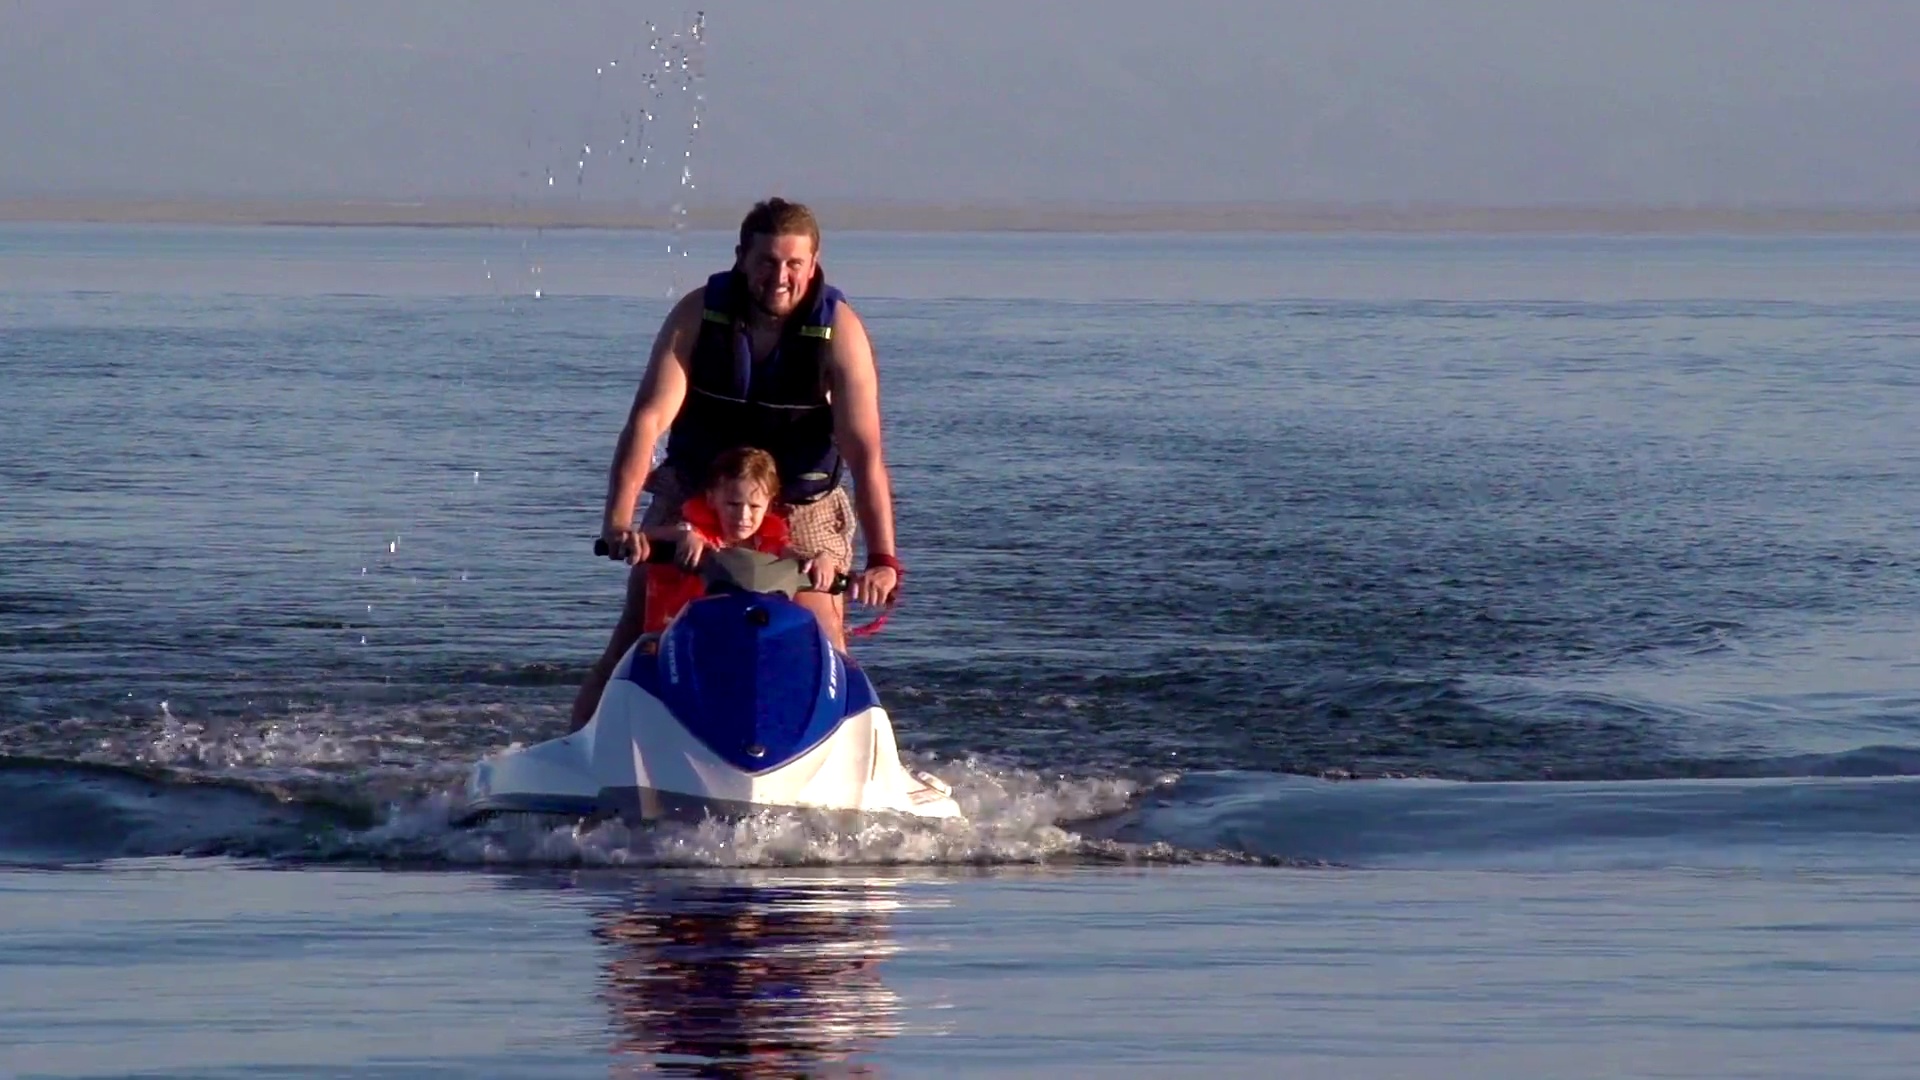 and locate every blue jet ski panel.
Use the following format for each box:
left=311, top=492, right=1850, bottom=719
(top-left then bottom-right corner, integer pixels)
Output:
left=625, top=591, right=877, bottom=773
